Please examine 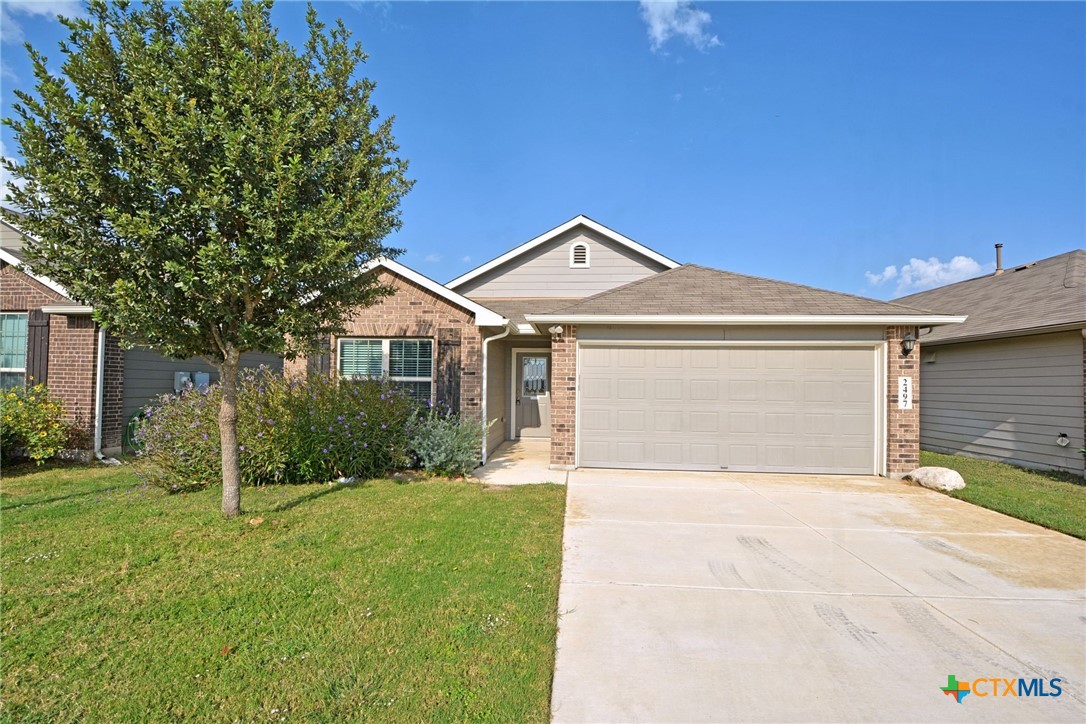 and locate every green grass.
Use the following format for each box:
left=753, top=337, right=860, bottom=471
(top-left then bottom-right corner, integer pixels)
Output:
left=921, top=450, right=1086, bottom=539
left=0, top=463, right=566, bottom=722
